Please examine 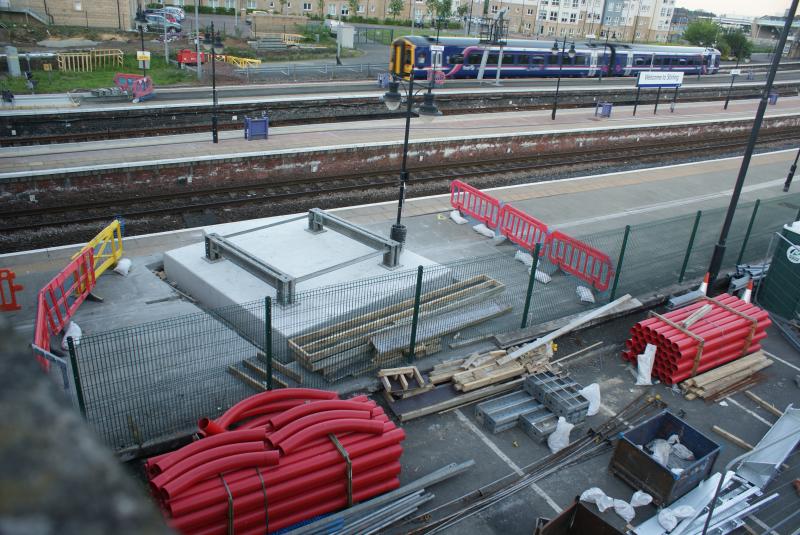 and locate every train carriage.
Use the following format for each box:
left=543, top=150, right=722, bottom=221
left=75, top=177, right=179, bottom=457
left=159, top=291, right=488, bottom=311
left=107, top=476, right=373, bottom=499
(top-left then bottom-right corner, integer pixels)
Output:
left=390, top=35, right=720, bottom=80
